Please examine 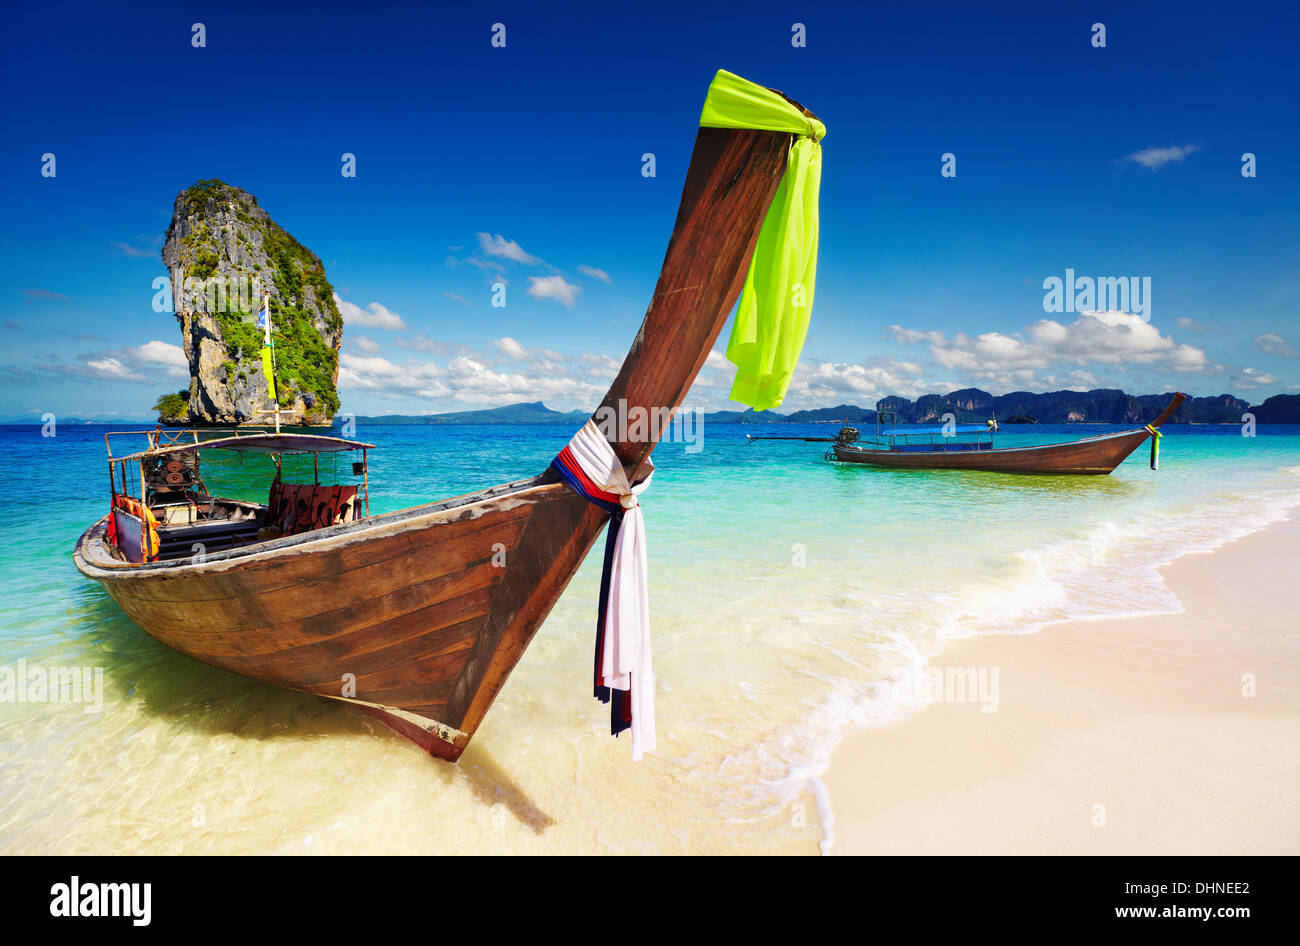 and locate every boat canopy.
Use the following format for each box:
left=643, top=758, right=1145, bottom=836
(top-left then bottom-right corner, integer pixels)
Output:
left=881, top=425, right=992, bottom=436
left=112, top=432, right=375, bottom=462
